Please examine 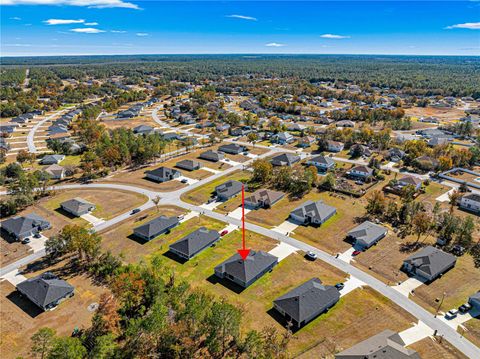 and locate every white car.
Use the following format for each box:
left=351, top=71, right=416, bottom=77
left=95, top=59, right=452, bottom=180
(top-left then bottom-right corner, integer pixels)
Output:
left=445, top=309, right=458, bottom=319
